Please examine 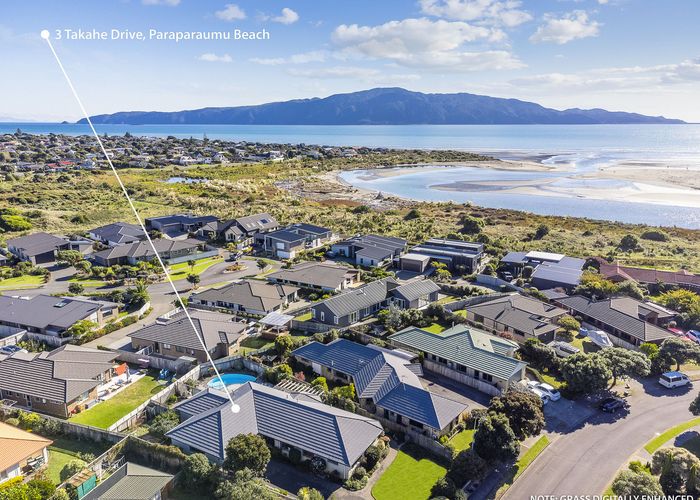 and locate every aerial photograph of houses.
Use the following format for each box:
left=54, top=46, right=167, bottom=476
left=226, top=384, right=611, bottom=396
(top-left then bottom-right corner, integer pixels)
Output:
left=1, top=1, right=700, bottom=499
